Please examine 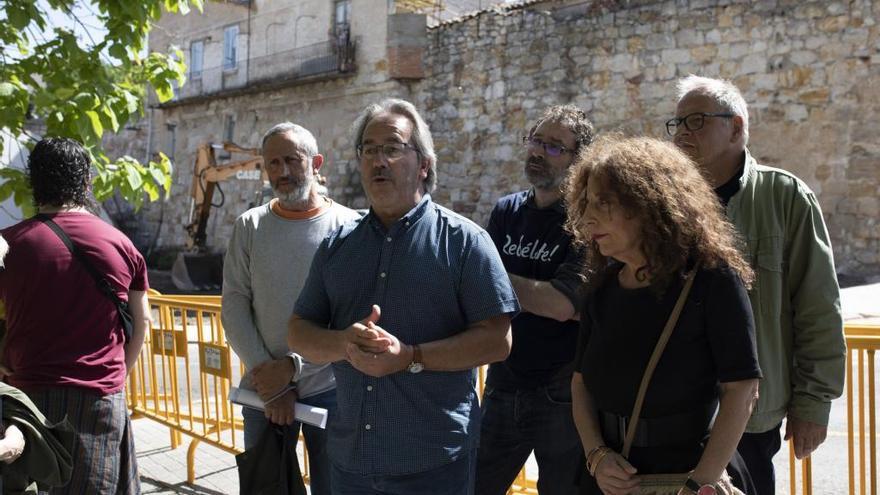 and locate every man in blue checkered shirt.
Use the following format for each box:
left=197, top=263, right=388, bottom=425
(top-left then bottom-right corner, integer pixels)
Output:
left=289, top=98, right=520, bottom=494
